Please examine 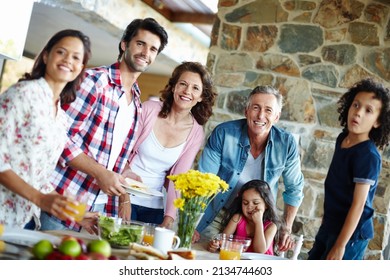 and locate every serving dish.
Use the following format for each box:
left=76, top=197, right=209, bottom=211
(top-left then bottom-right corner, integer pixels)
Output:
left=98, top=216, right=144, bottom=248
